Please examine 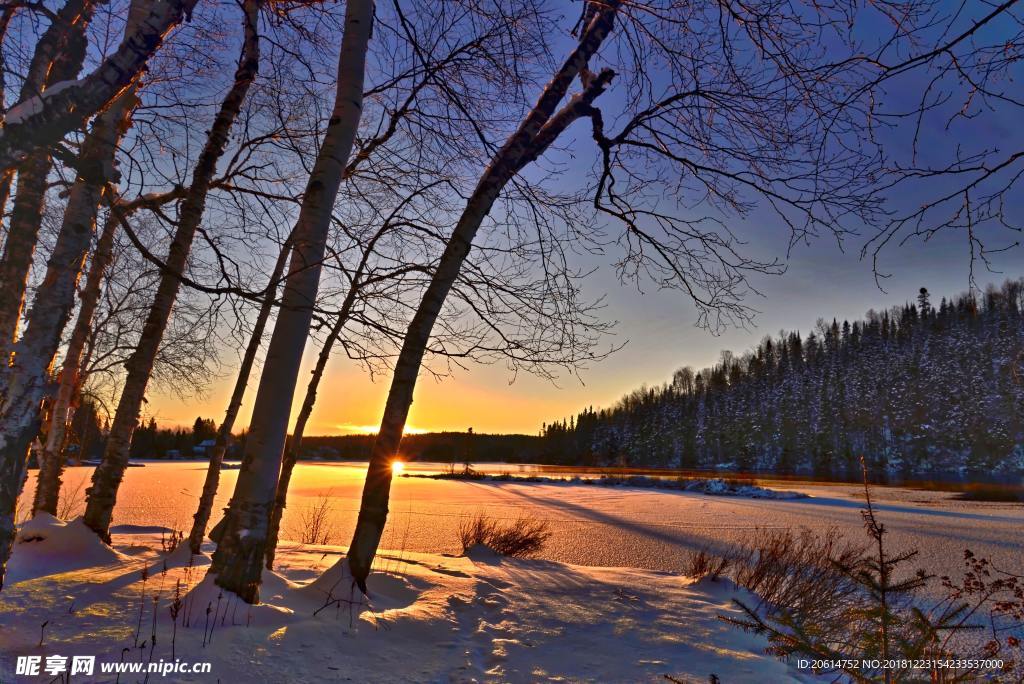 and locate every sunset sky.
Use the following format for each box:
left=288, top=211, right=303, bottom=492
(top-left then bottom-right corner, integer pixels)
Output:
left=145, top=222, right=1016, bottom=437
left=143, top=9, right=1023, bottom=438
